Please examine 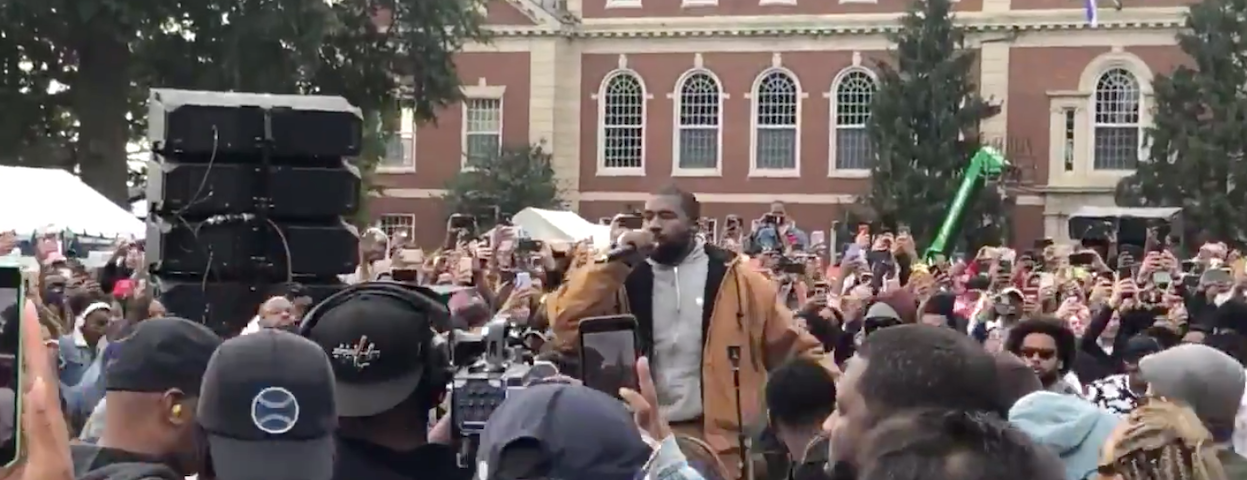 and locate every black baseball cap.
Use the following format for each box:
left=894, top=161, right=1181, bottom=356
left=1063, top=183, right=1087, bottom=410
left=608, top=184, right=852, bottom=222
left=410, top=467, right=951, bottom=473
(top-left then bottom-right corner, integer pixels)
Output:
left=105, top=317, right=222, bottom=395
left=197, top=329, right=337, bottom=480
left=477, top=383, right=651, bottom=480
left=303, top=288, right=438, bottom=417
